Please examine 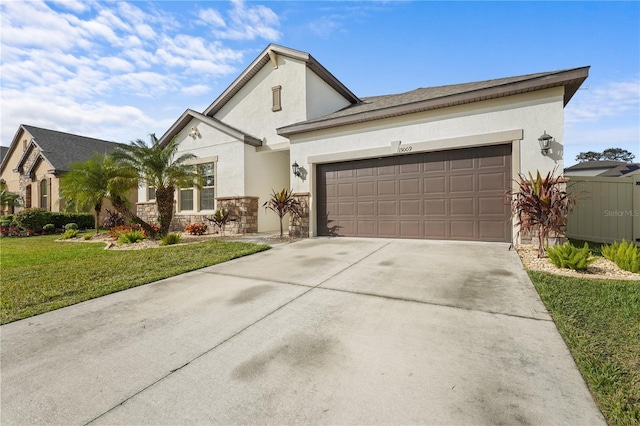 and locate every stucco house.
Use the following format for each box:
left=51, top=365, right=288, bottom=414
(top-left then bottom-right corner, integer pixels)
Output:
left=140, top=44, right=588, bottom=242
left=0, top=125, right=129, bottom=217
